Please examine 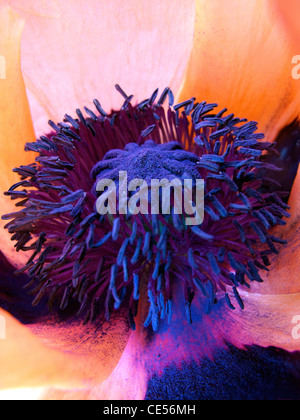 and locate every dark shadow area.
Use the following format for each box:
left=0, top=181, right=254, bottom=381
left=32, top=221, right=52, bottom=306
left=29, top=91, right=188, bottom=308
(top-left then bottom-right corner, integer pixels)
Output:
left=0, top=250, right=48, bottom=324
left=259, top=120, right=300, bottom=201
left=146, top=344, right=300, bottom=400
